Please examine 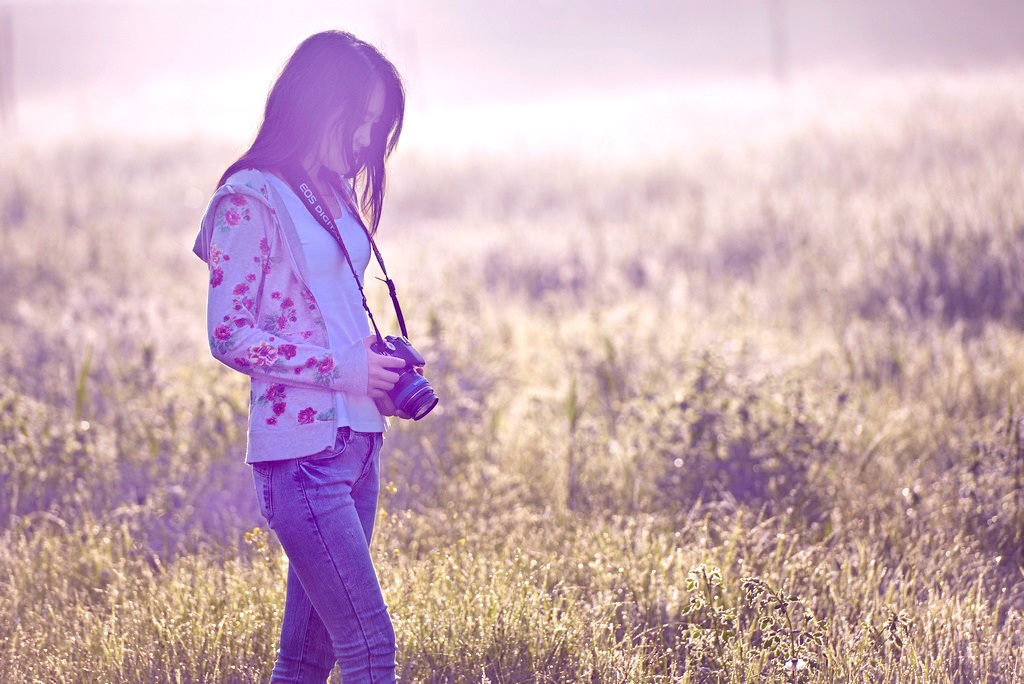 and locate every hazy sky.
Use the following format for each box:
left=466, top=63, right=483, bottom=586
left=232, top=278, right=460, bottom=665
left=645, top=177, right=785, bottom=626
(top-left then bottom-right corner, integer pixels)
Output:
left=3, top=0, right=1023, bottom=149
